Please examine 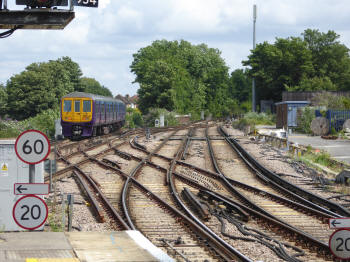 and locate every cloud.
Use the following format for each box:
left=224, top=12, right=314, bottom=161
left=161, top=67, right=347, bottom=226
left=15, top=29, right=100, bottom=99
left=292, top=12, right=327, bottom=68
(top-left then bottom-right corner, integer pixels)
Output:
left=0, top=0, right=350, bottom=96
